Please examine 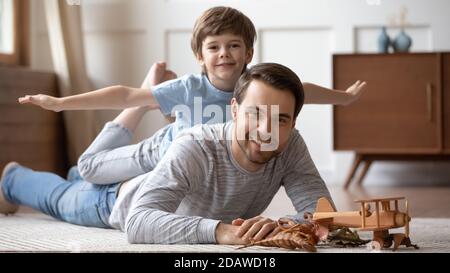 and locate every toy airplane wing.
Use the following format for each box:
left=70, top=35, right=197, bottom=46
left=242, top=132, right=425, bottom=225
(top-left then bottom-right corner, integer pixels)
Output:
left=312, top=197, right=338, bottom=223
left=354, top=197, right=405, bottom=203
left=315, top=197, right=337, bottom=213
